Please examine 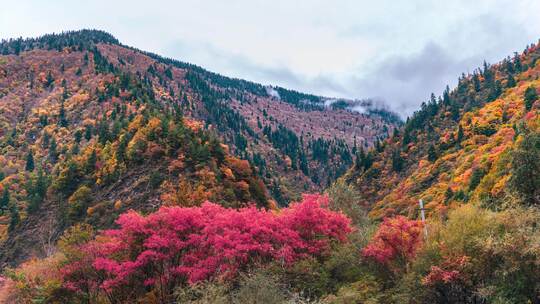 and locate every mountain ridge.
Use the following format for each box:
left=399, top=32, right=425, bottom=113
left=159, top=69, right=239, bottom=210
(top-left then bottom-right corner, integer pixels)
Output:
left=1, top=29, right=402, bottom=118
